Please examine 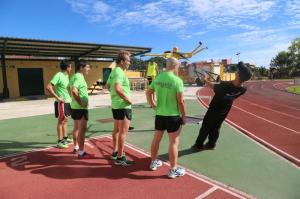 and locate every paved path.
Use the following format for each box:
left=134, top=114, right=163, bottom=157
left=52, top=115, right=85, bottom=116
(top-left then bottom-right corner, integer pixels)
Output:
left=0, top=87, right=200, bottom=120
